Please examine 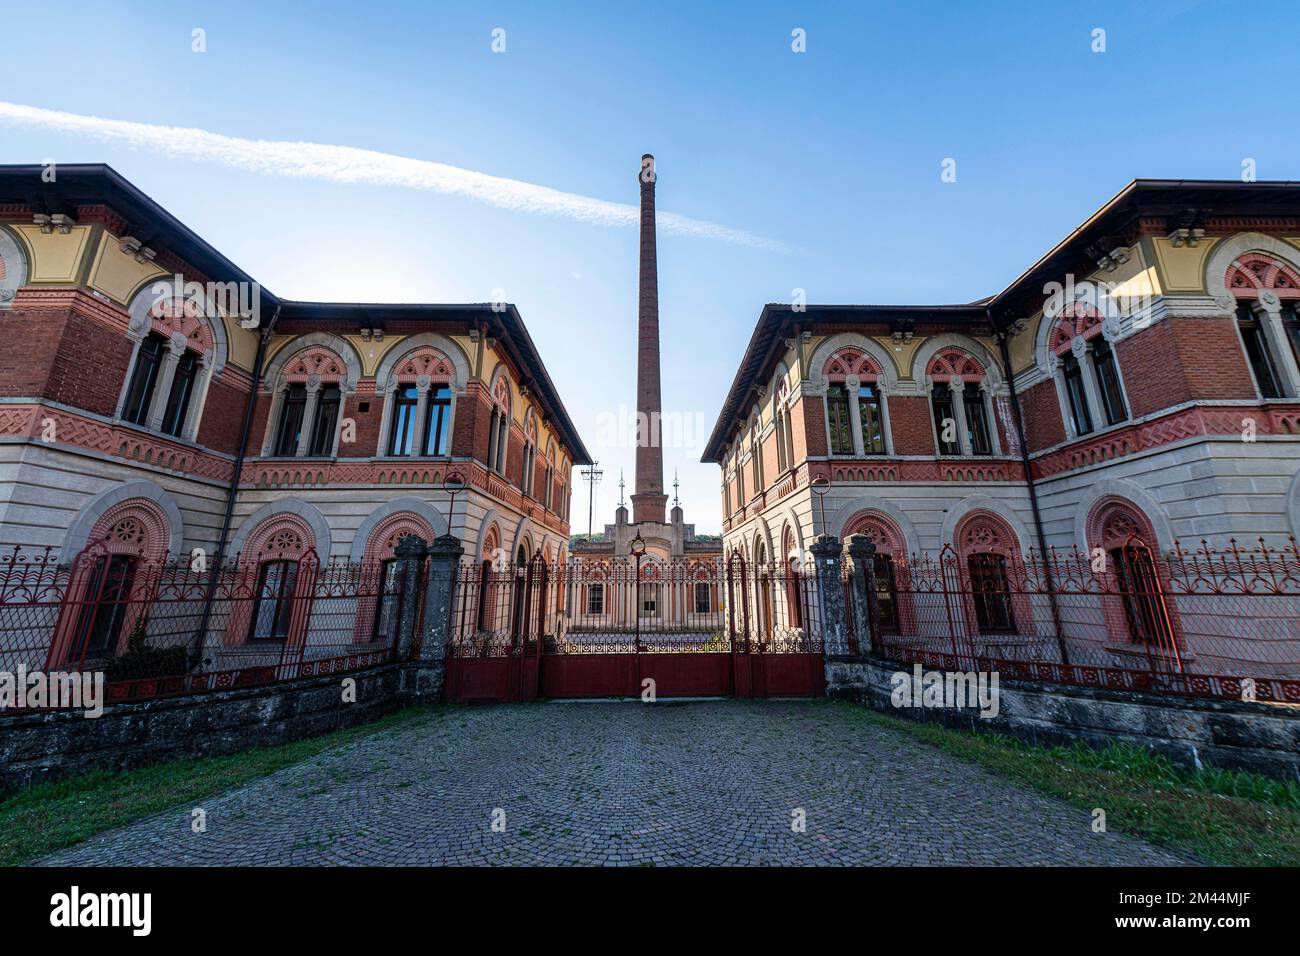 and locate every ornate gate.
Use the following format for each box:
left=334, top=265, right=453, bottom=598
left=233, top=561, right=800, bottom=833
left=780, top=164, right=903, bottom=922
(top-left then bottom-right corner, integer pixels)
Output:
left=443, top=551, right=825, bottom=702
